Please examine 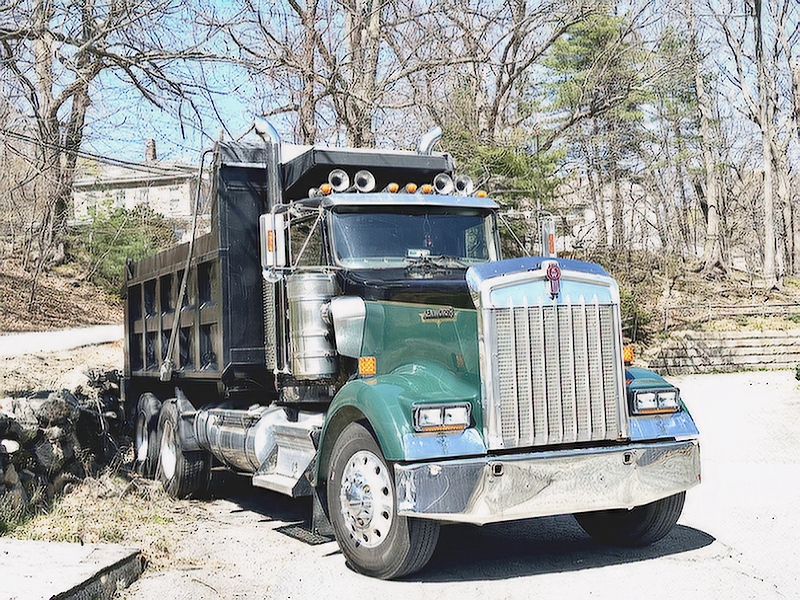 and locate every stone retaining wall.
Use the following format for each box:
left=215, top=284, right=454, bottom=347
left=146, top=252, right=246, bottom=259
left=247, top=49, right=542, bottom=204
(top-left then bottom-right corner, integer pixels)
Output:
left=647, top=329, right=800, bottom=375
